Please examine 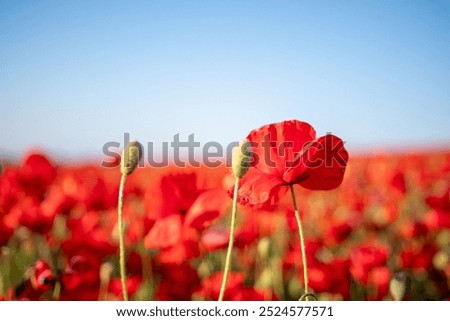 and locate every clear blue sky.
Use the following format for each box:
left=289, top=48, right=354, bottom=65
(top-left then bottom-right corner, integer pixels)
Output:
left=1, top=1, right=449, bottom=161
